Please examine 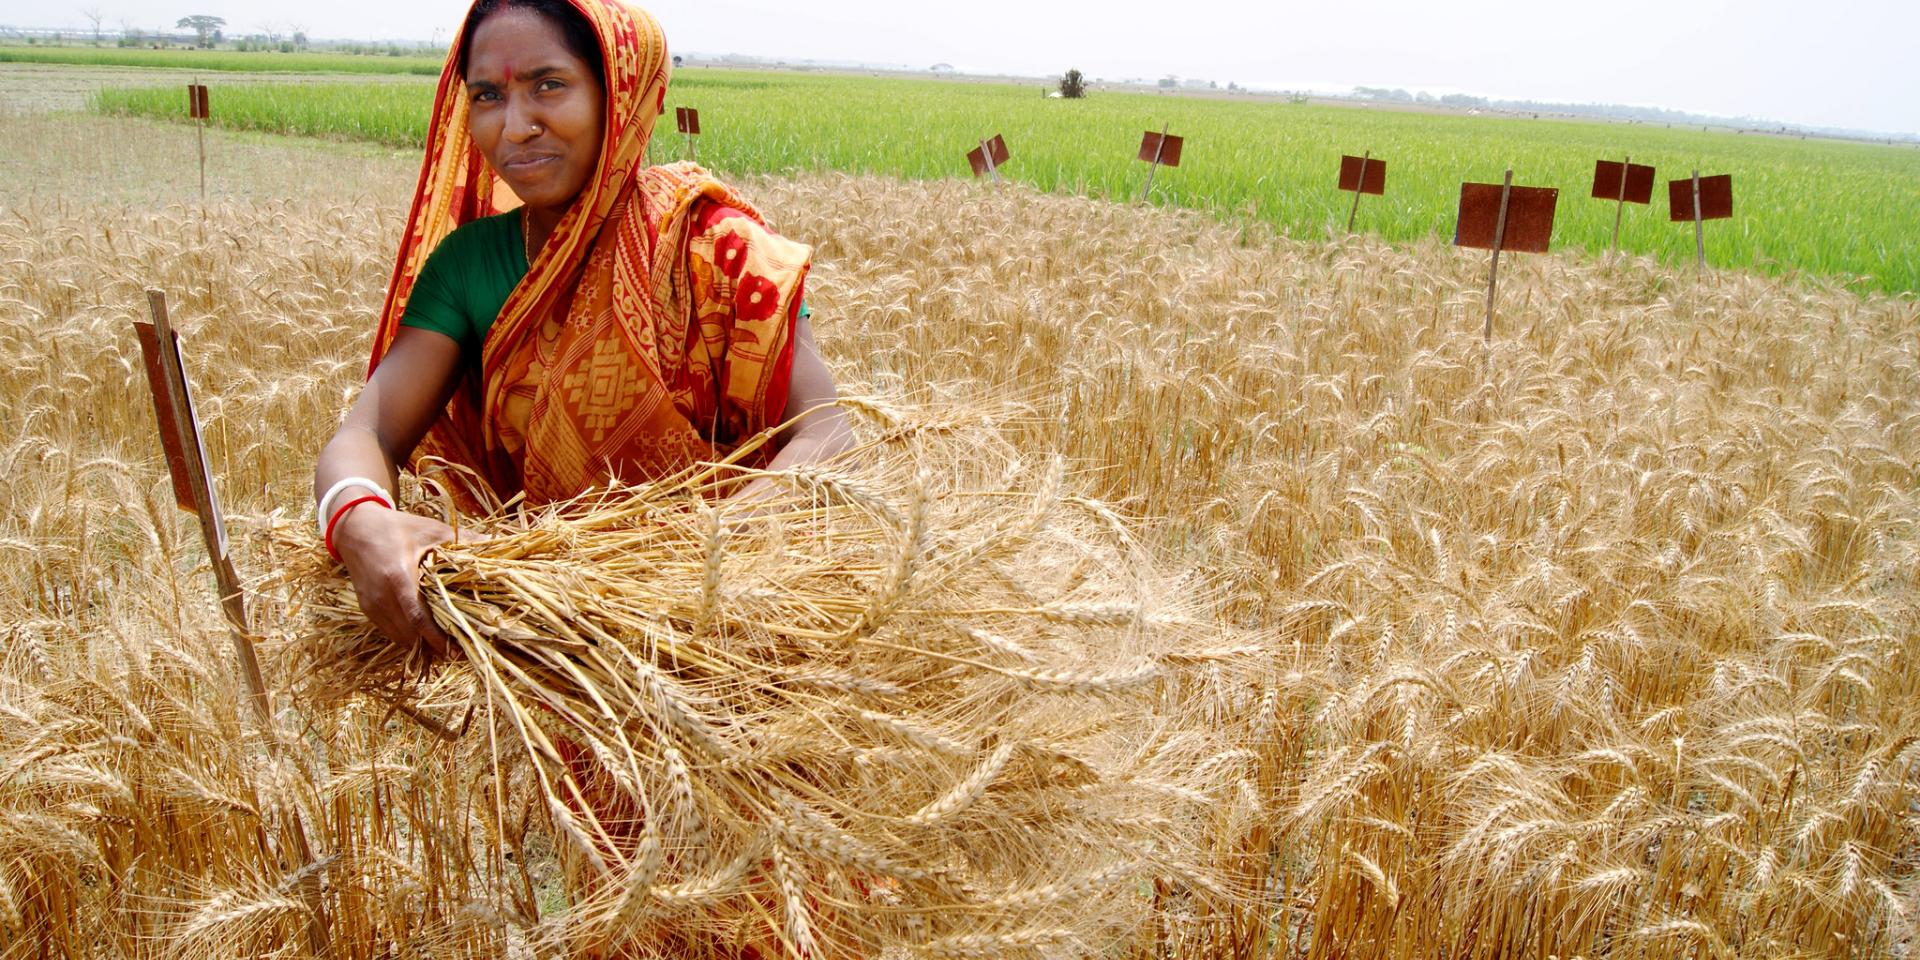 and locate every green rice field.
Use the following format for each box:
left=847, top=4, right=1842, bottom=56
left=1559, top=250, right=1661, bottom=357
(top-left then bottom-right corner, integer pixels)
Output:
left=0, top=44, right=445, bottom=75
left=92, top=69, right=1920, bottom=294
